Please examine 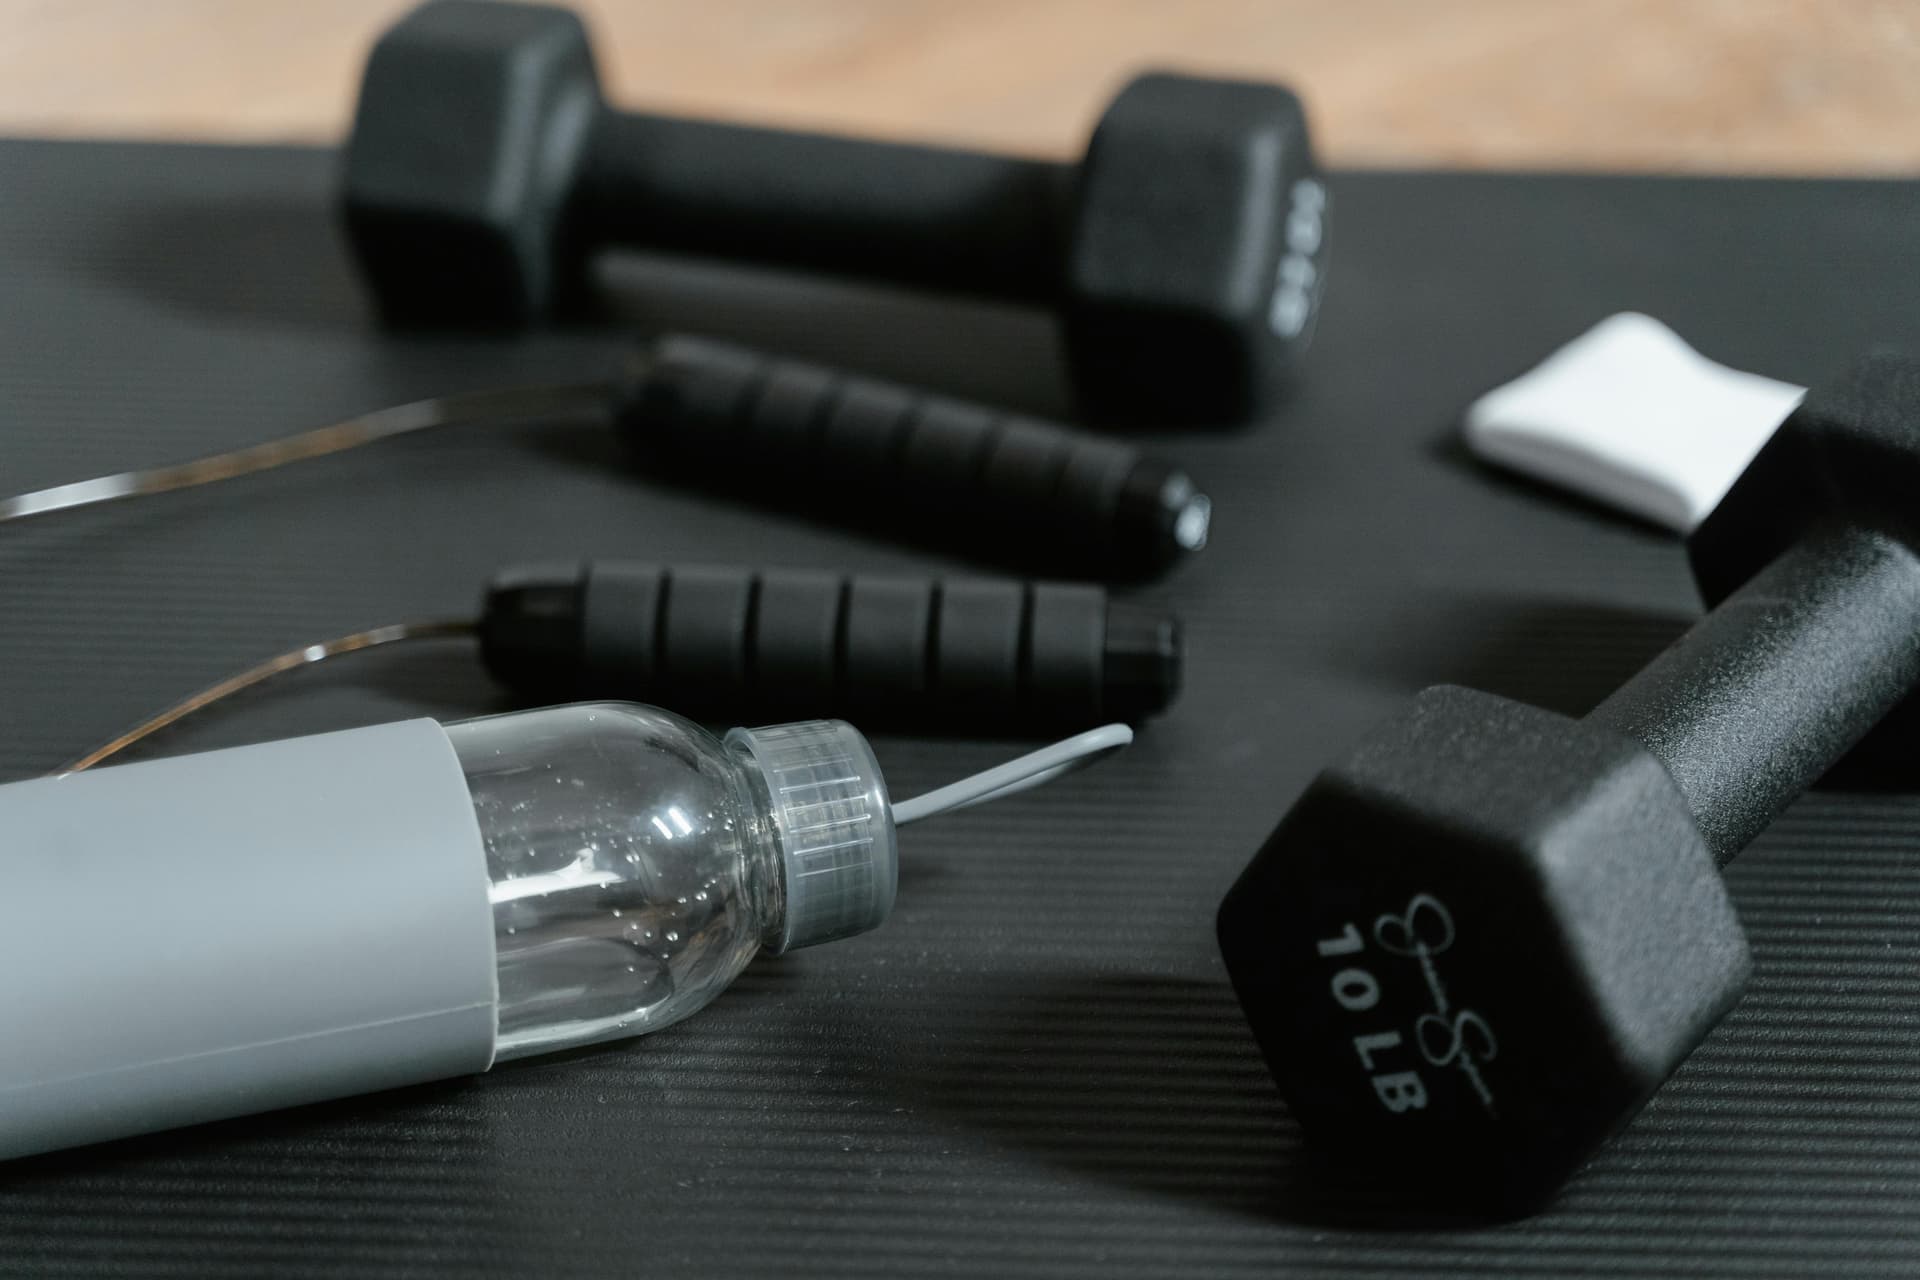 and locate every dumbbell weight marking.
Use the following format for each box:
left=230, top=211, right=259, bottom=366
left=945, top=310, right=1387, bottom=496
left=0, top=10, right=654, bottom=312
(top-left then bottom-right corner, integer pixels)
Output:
left=1314, top=918, right=1435, bottom=1120
left=1270, top=177, right=1327, bottom=341
left=1312, top=898, right=1497, bottom=1120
